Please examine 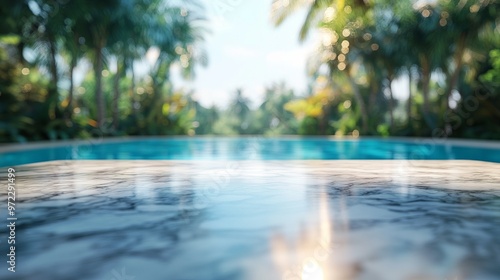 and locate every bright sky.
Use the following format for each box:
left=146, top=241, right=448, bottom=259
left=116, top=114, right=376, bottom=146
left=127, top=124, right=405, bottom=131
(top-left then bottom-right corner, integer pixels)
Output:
left=70, top=1, right=409, bottom=109
left=157, top=0, right=410, bottom=109
left=171, top=0, right=318, bottom=108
